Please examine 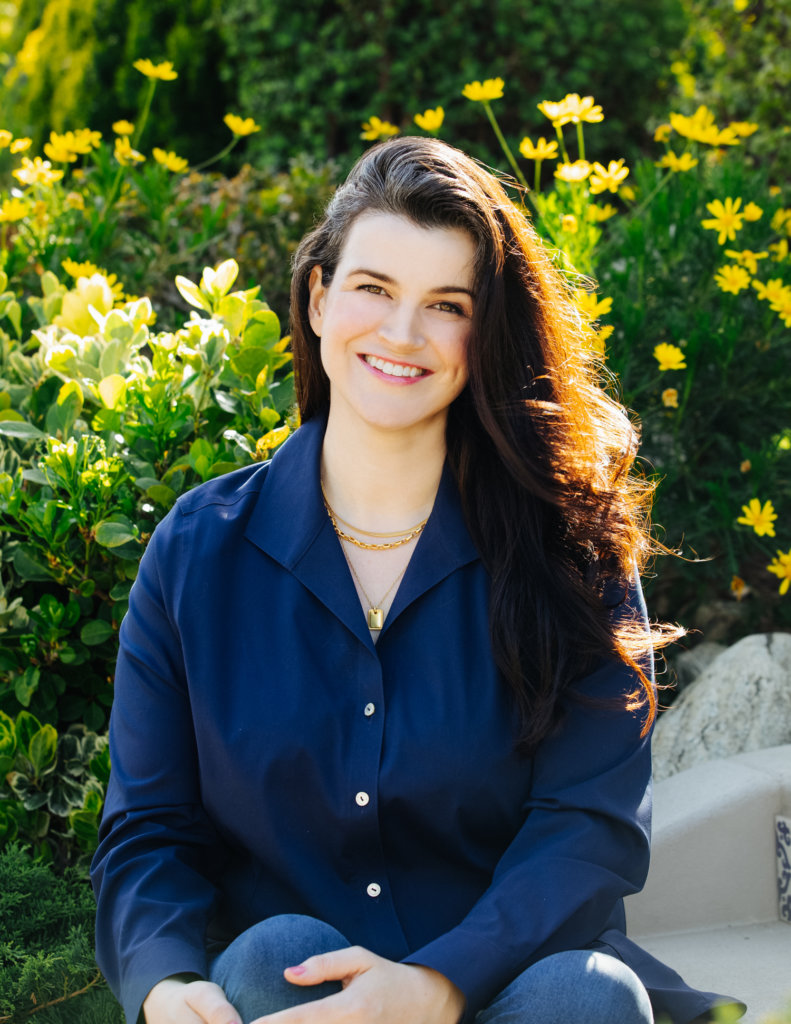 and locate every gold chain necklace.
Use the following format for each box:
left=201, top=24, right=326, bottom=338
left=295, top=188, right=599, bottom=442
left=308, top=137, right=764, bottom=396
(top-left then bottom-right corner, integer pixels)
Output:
left=344, top=554, right=408, bottom=631
left=321, top=482, right=429, bottom=551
